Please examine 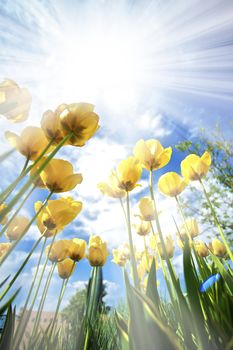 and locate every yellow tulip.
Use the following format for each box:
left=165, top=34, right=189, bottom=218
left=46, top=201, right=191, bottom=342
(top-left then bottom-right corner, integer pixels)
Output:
left=46, top=240, right=71, bottom=262
left=98, top=171, right=126, bottom=198
left=56, top=103, right=100, bottom=146
left=5, top=126, right=50, bottom=160
left=132, top=216, right=151, bottom=236
left=135, top=249, right=144, bottom=261
left=87, top=235, right=108, bottom=266
left=179, top=218, right=199, bottom=240
left=116, top=157, right=142, bottom=192
left=140, top=252, right=156, bottom=272
left=30, top=158, right=47, bottom=188
left=0, top=203, right=8, bottom=225
left=140, top=275, right=149, bottom=291
left=133, top=139, right=172, bottom=171
left=68, top=238, right=86, bottom=261
left=39, top=158, right=83, bottom=193
left=0, top=79, right=31, bottom=123
left=0, top=243, right=12, bottom=260
left=137, top=263, right=146, bottom=281
left=57, top=258, right=75, bottom=279
left=138, top=197, right=155, bottom=221
left=41, top=109, right=64, bottom=145
left=209, top=238, right=227, bottom=258
left=158, top=172, right=188, bottom=197
left=149, top=234, right=159, bottom=250
left=194, top=241, right=209, bottom=258
left=5, top=215, right=29, bottom=241
left=112, top=243, right=130, bottom=266
left=35, top=197, right=82, bottom=237
left=177, top=236, right=192, bottom=250
left=181, top=151, right=211, bottom=181
left=157, top=235, right=175, bottom=259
